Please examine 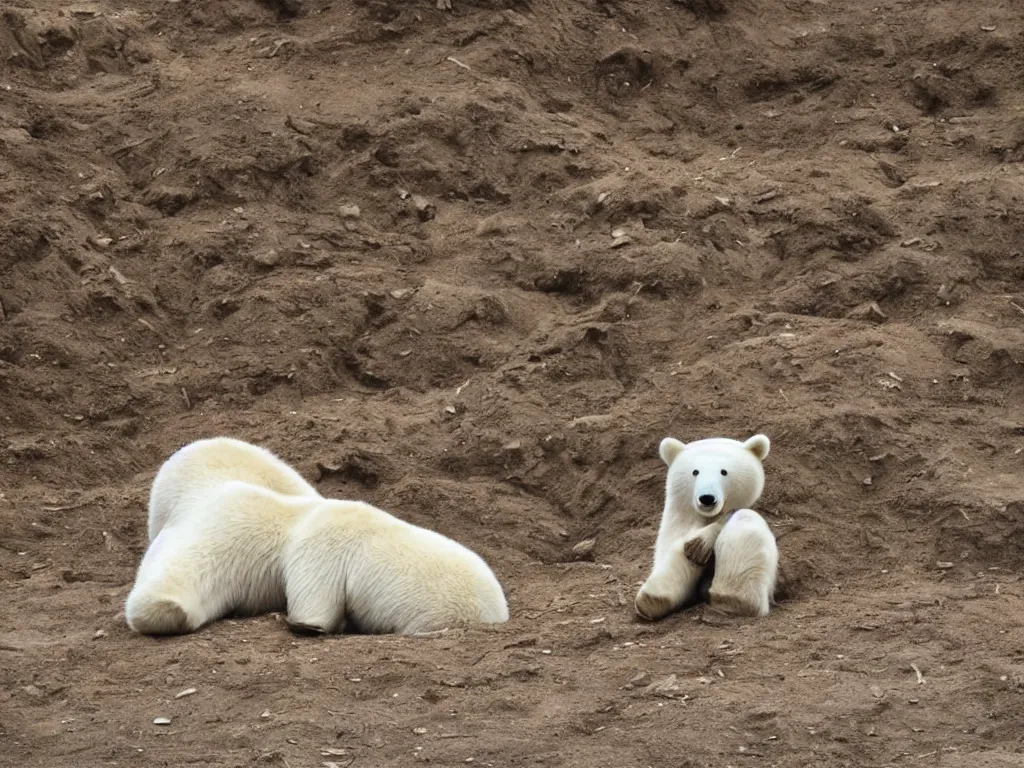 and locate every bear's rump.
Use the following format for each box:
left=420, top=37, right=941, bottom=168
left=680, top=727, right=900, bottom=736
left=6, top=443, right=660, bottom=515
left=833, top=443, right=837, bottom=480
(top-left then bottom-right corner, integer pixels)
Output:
left=342, top=542, right=494, bottom=632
